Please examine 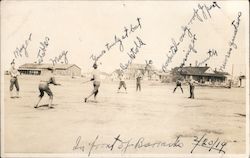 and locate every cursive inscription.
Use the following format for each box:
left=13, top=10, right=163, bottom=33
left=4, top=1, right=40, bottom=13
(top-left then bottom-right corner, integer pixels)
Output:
left=120, top=36, right=146, bottom=71
left=13, top=33, right=32, bottom=58
left=73, top=133, right=228, bottom=156
left=50, top=50, right=68, bottom=65
left=73, top=134, right=183, bottom=157
left=90, top=18, right=142, bottom=62
left=162, top=1, right=221, bottom=72
left=219, top=12, right=242, bottom=71
left=188, top=2, right=221, bottom=25
left=162, top=26, right=196, bottom=72
left=179, top=34, right=197, bottom=68
left=196, top=49, right=218, bottom=66
left=37, top=36, right=50, bottom=64
left=73, top=136, right=85, bottom=152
